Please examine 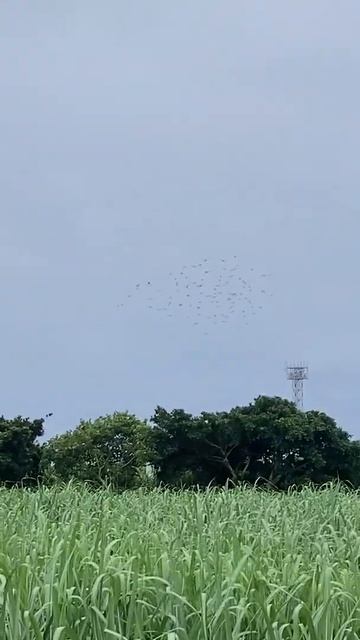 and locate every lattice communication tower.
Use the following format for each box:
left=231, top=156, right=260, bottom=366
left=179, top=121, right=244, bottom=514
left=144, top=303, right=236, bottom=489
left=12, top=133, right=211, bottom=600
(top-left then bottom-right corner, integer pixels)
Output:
left=286, top=363, right=309, bottom=410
